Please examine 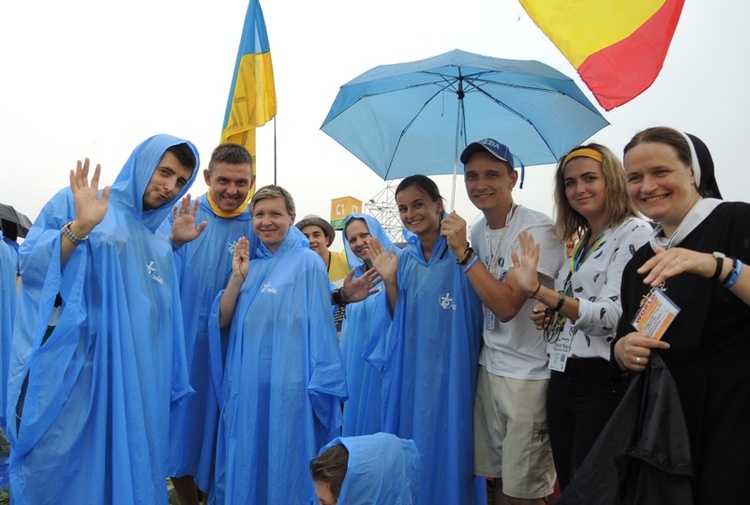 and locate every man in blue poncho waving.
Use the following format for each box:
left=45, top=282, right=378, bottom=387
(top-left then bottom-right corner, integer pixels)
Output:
left=6, top=135, right=203, bottom=504
left=167, top=143, right=257, bottom=504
